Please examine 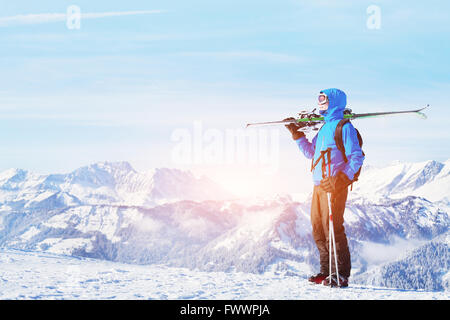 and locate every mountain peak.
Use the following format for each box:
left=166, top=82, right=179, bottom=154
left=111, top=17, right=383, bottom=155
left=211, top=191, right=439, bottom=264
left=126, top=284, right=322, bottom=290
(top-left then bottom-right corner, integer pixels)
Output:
left=389, top=160, right=403, bottom=166
left=88, top=161, right=136, bottom=173
left=150, top=167, right=195, bottom=180
left=0, top=168, right=28, bottom=181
